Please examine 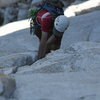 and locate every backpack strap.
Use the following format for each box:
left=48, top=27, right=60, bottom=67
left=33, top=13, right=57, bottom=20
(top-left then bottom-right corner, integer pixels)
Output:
left=41, top=2, right=64, bottom=17
left=43, top=0, right=64, bottom=8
